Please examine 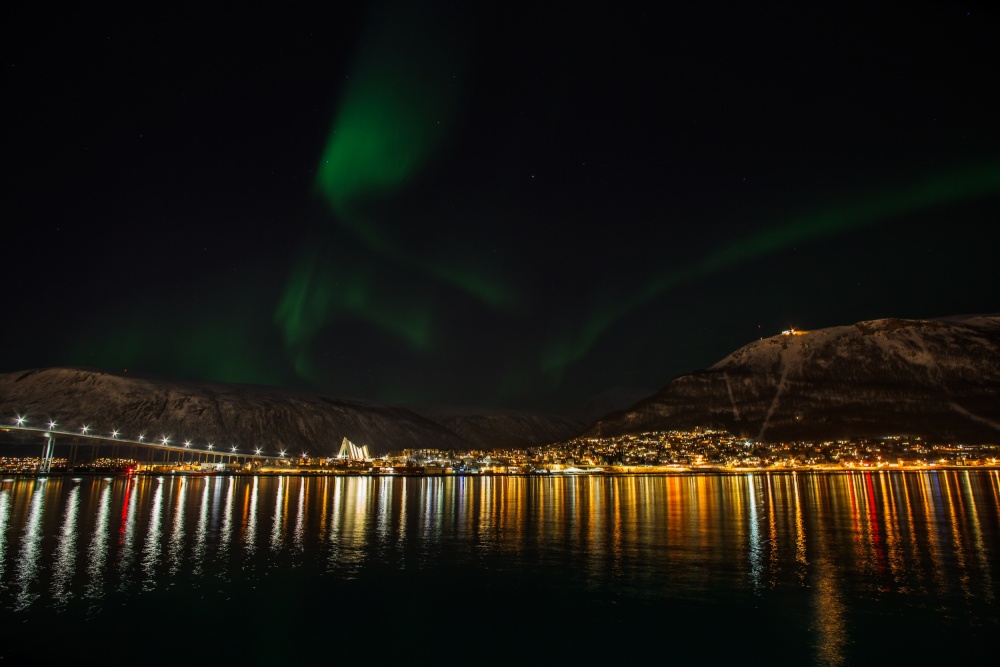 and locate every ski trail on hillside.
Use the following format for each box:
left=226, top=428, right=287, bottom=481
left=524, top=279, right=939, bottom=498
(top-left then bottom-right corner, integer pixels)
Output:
left=757, top=361, right=789, bottom=441
left=909, top=331, right=945, bottom=386
left=913, top=331, right=987, bottom=435
left=723, top=372, right=740, bottom=420
left=950, top=403, right=1000, bottom=432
